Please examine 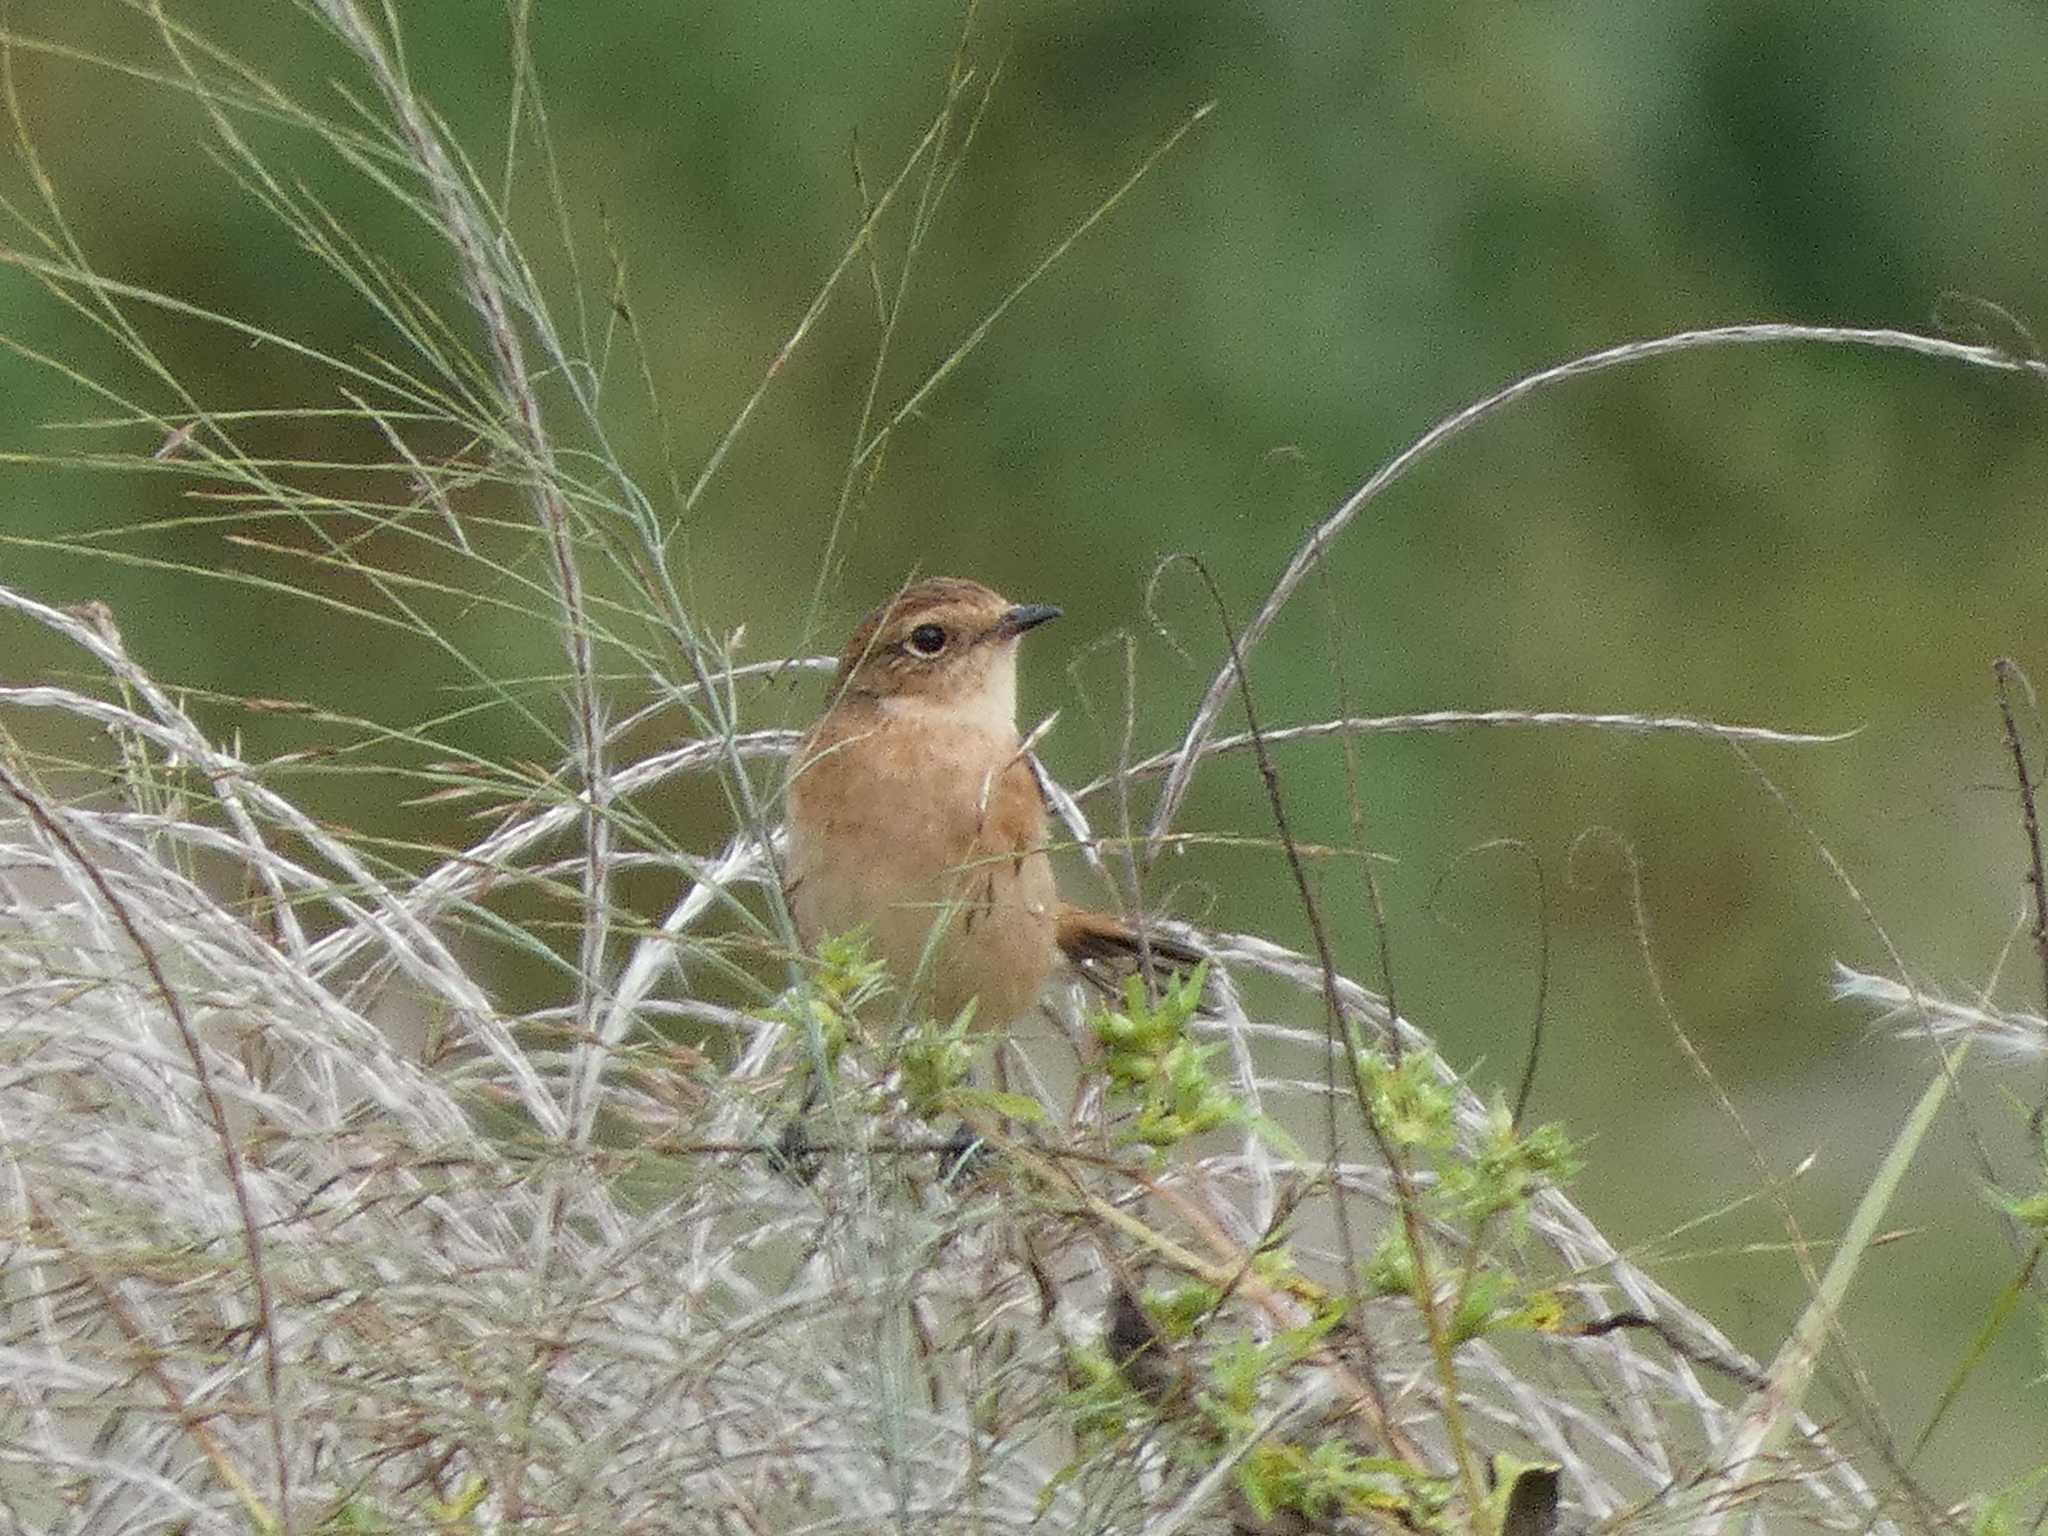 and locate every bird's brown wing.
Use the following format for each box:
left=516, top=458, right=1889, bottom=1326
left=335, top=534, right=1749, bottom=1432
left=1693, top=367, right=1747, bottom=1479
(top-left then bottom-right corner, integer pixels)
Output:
left=1054, top=905, right=1205, bottom=968
left=1054, top=904, right=1216, bottom=1009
